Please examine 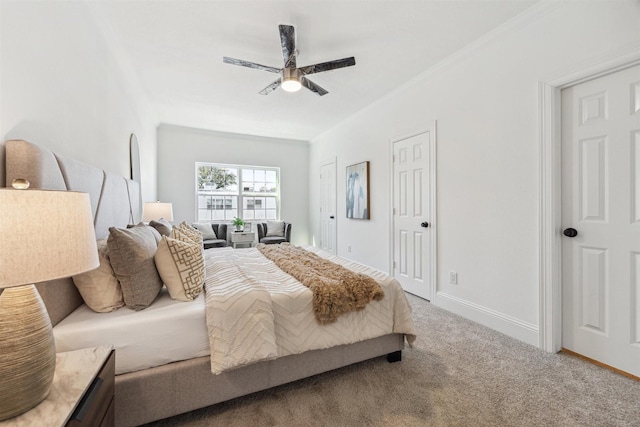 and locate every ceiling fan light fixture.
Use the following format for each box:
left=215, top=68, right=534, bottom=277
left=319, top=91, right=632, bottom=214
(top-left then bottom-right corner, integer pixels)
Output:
left=281, top=68, right=302, bottom=92
left=223, top=25, right=355, bottom=96
left=282, top=78, right=302, bottom=92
